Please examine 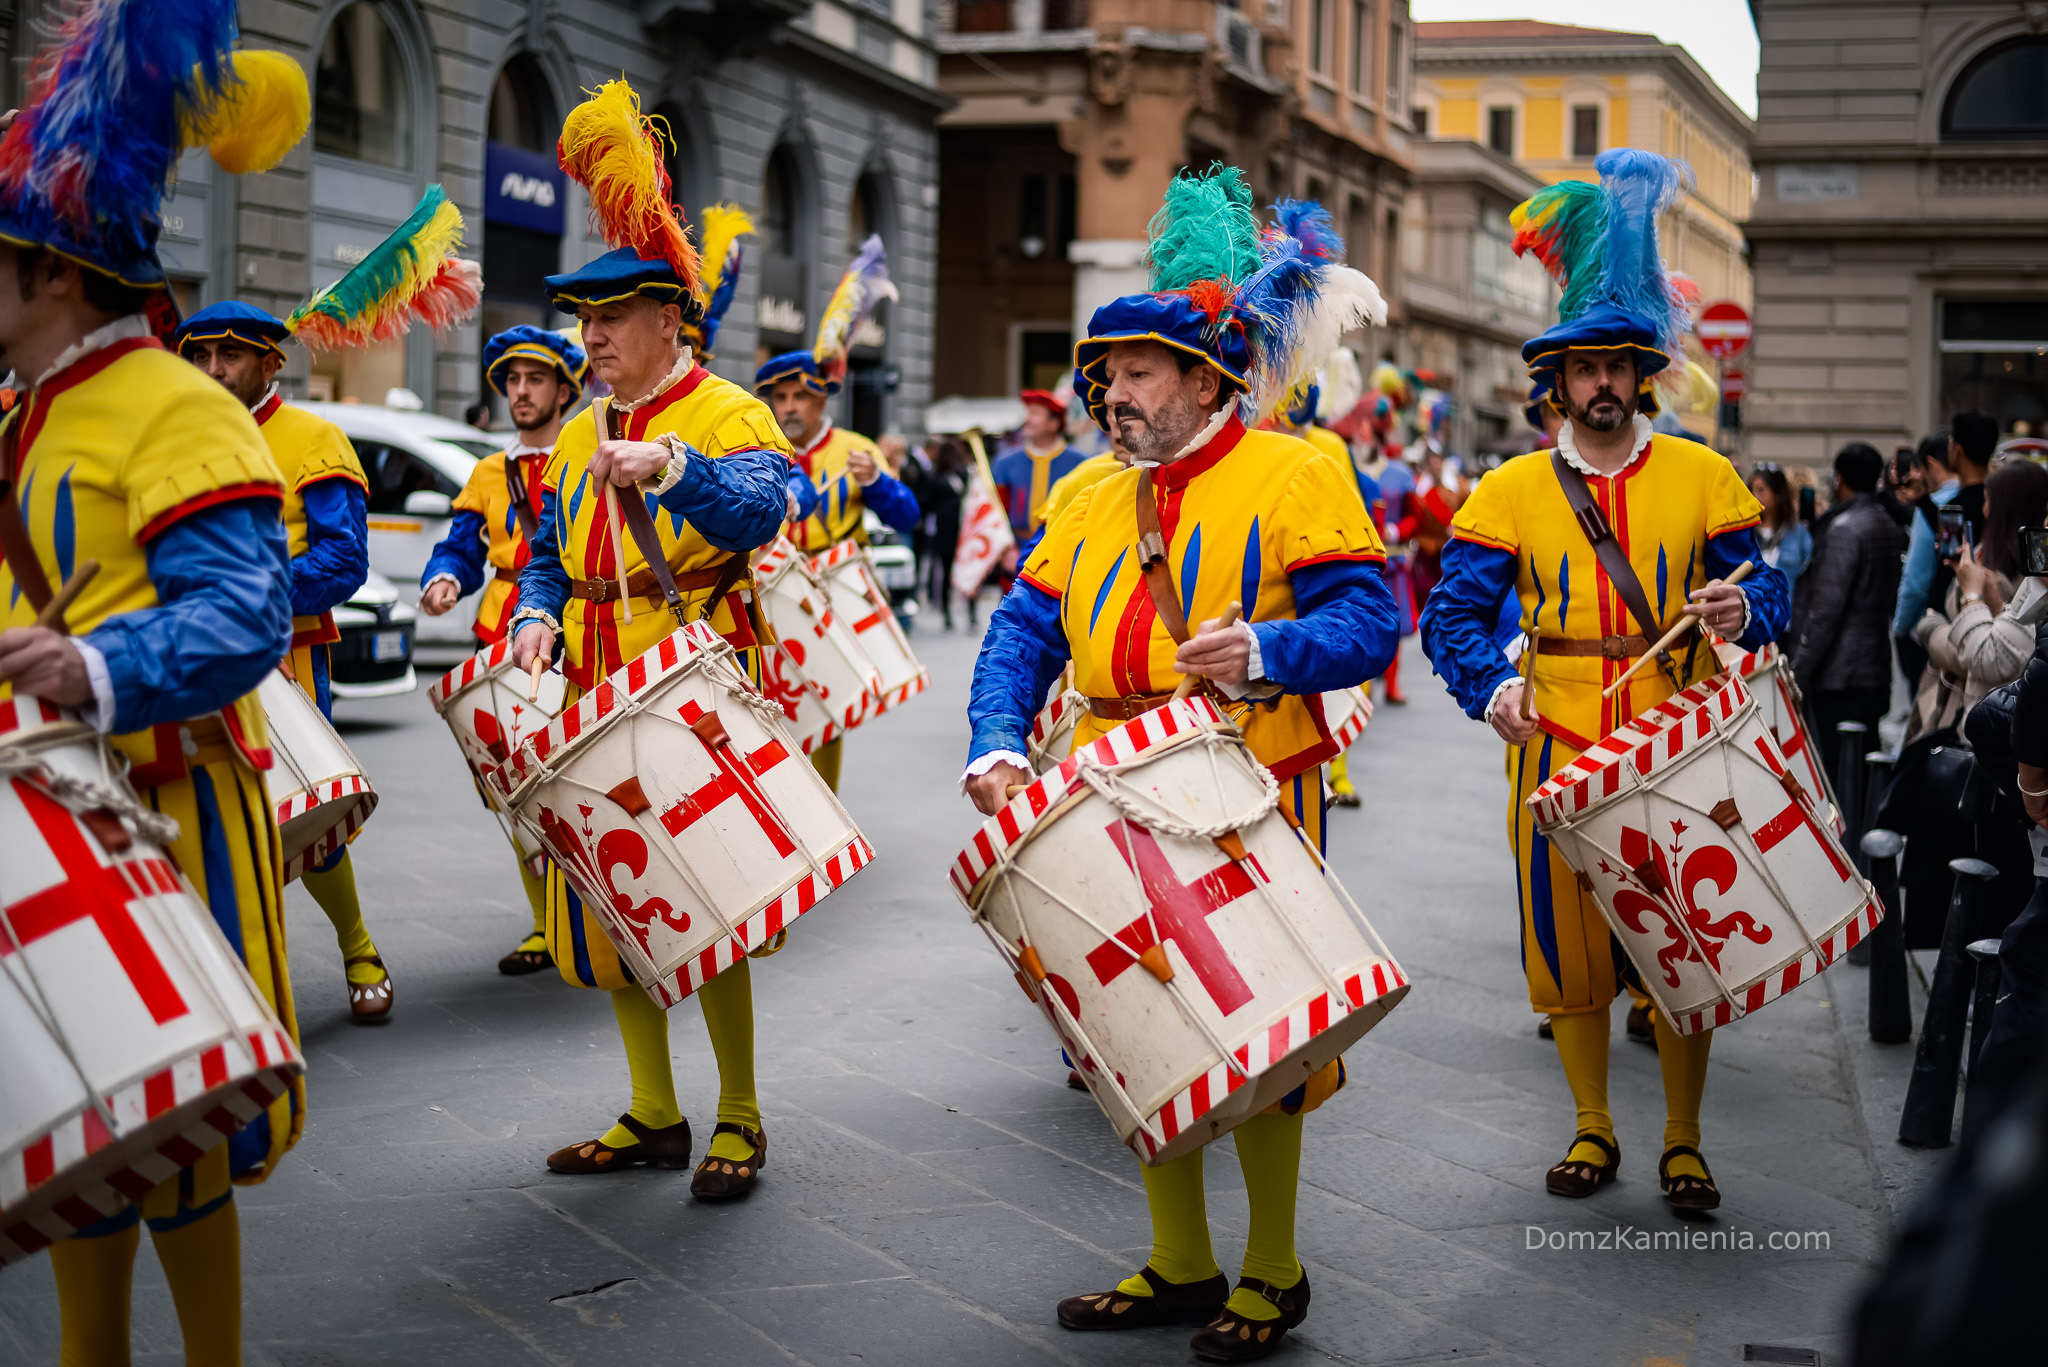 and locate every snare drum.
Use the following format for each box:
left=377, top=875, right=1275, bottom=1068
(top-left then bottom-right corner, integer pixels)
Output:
left=753, top=539, right=880, bottom=753
left=1027, top=689, right=1085, bottom=774
left=260, top=669, right=377, bottom=883
left=500, top=622, right=875, bottom=1008
left=0, top=696, right=303, bottom=1264
left=1320, top=687, right=1373, bottom=752
left=428, top=641, right=567, bottom=876
left=951, top=697, right=1408, bottom=1166
left=1529, top=673, right=1881, bottom=1036
left=810, top=540, right=928, bottom=714
left=1716, top=641, right=1840, bottom=832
